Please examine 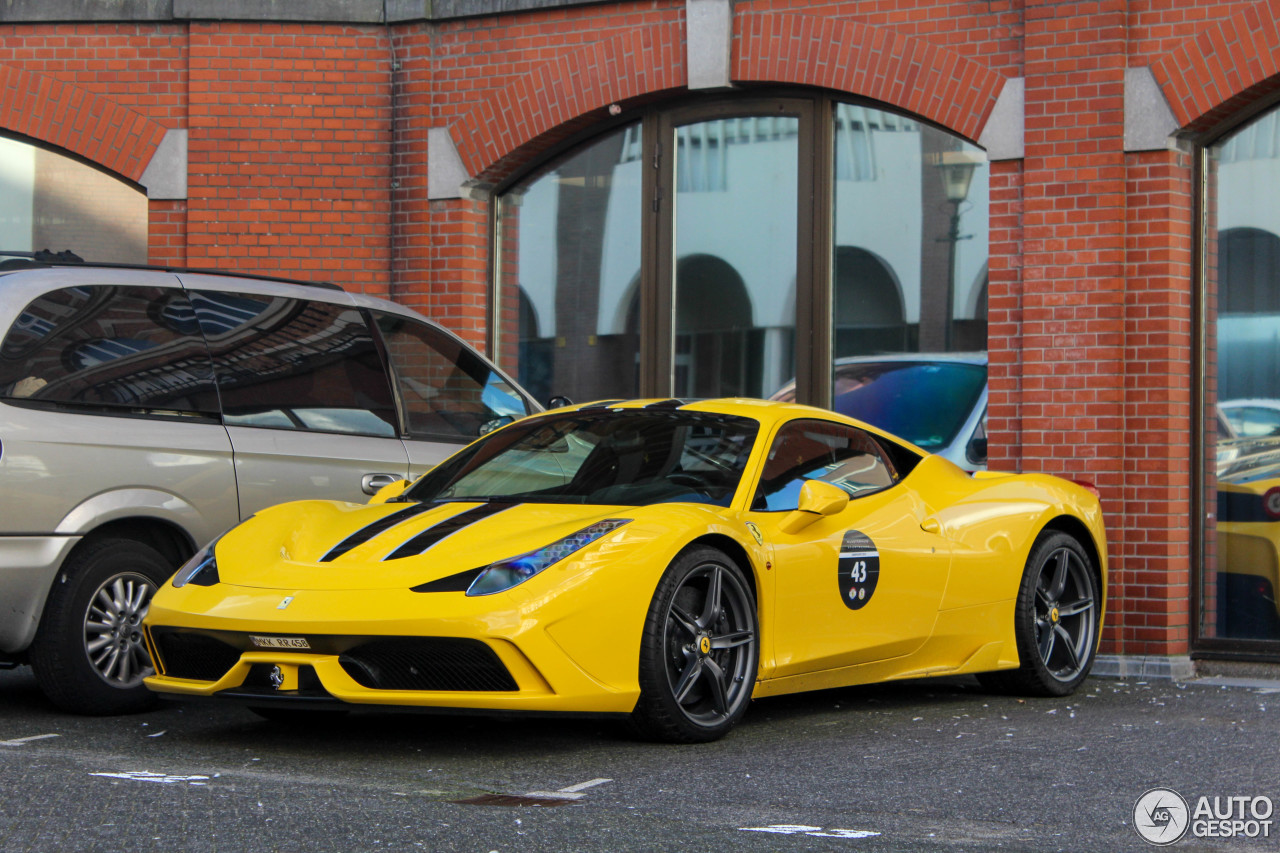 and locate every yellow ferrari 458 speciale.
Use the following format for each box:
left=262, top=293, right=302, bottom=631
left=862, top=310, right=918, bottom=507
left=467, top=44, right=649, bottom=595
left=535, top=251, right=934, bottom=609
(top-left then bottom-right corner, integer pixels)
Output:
left=144, top=398, right=1107, bottom=742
